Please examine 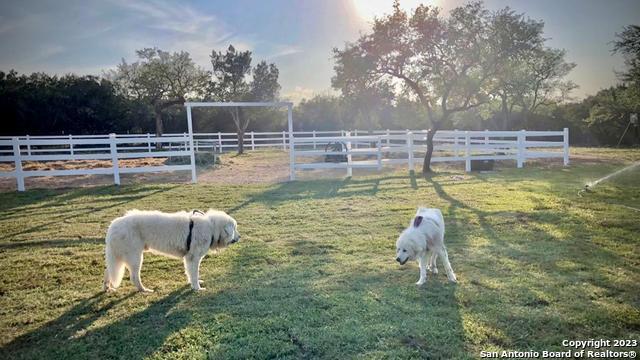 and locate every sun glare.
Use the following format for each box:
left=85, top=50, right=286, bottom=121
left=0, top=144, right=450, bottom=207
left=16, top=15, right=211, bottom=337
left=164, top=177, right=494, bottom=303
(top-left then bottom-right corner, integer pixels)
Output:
left=352, top=0, right=435, bottom=21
